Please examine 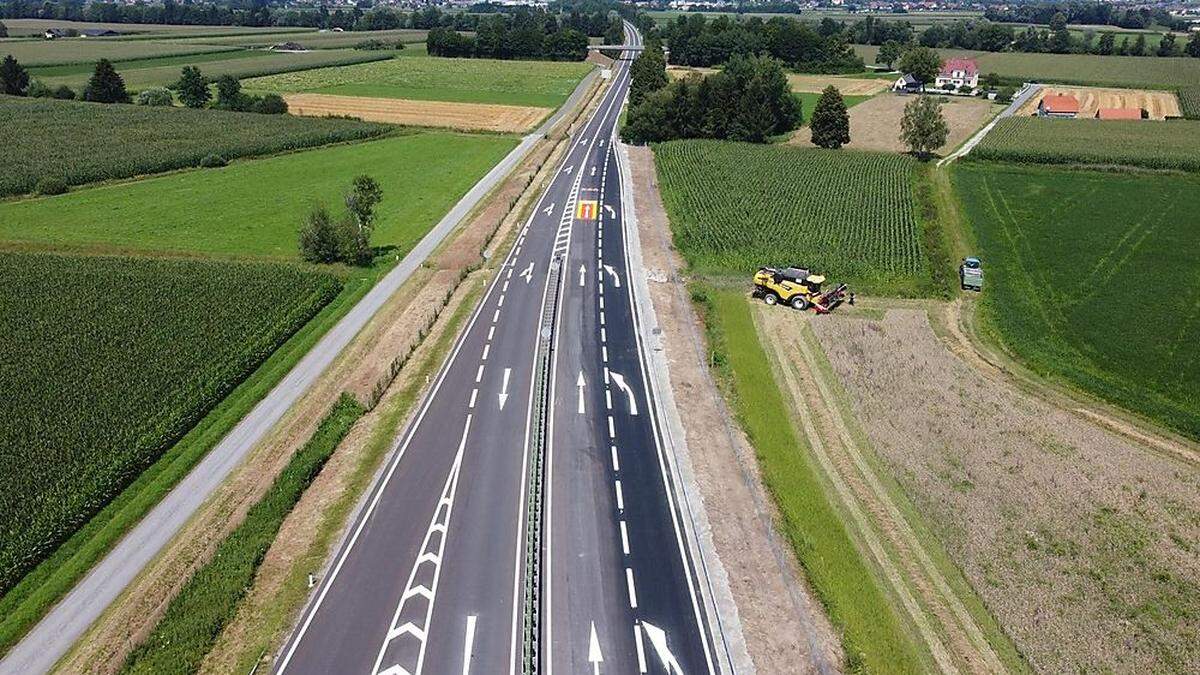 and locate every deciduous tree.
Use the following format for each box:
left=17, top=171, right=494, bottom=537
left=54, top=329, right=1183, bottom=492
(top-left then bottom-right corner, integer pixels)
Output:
left=875, top=40, right=902, bottom=69
left=176, top=66, right=210, bottom=108
left=629, top=37, right=668, bottom=107
left=1188, top=31, right=1200, bottom=58
left=809, top=85, right=850, bottom=149
left=898, top=46, right=941, bottom=88
left=299, top=206, right=341, bottom=264
left=899, top=95, right=948, bottom=159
